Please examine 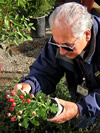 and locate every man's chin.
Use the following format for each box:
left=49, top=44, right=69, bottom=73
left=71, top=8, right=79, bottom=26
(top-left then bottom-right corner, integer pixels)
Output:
left=65, top=54, right=77, bottom=60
